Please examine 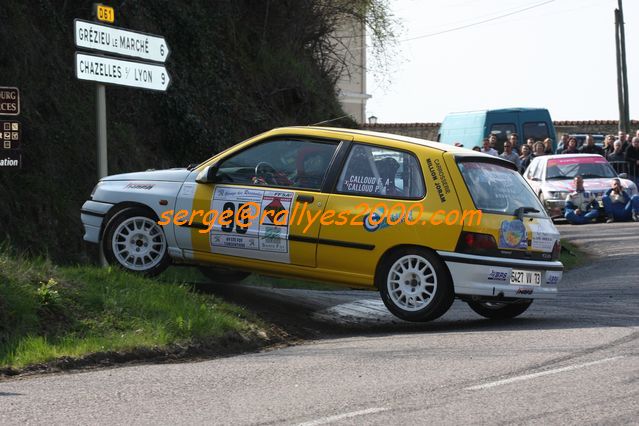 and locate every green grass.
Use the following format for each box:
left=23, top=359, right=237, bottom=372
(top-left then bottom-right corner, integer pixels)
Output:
left=559, top=240, right=586, bottom=271
left=160, top=266, right=345, bottom=291
left=0, top=250, right=267, bottom=370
